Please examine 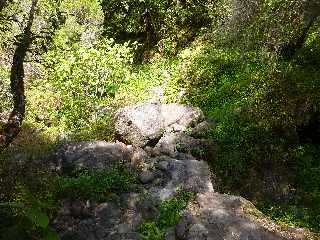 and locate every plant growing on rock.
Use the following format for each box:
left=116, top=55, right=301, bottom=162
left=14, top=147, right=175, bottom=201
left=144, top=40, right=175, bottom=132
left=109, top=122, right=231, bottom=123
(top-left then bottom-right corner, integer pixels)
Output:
left=139, top=190, right=195, bottom=239
left=56, top=166, right=137, bottom=201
